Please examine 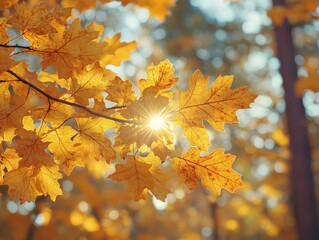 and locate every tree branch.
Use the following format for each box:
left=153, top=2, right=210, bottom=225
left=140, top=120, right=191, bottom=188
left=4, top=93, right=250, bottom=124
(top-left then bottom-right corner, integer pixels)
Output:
left=0, top=43, right=33, bottom=50
left=7, top=70, right=133, bottom=124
